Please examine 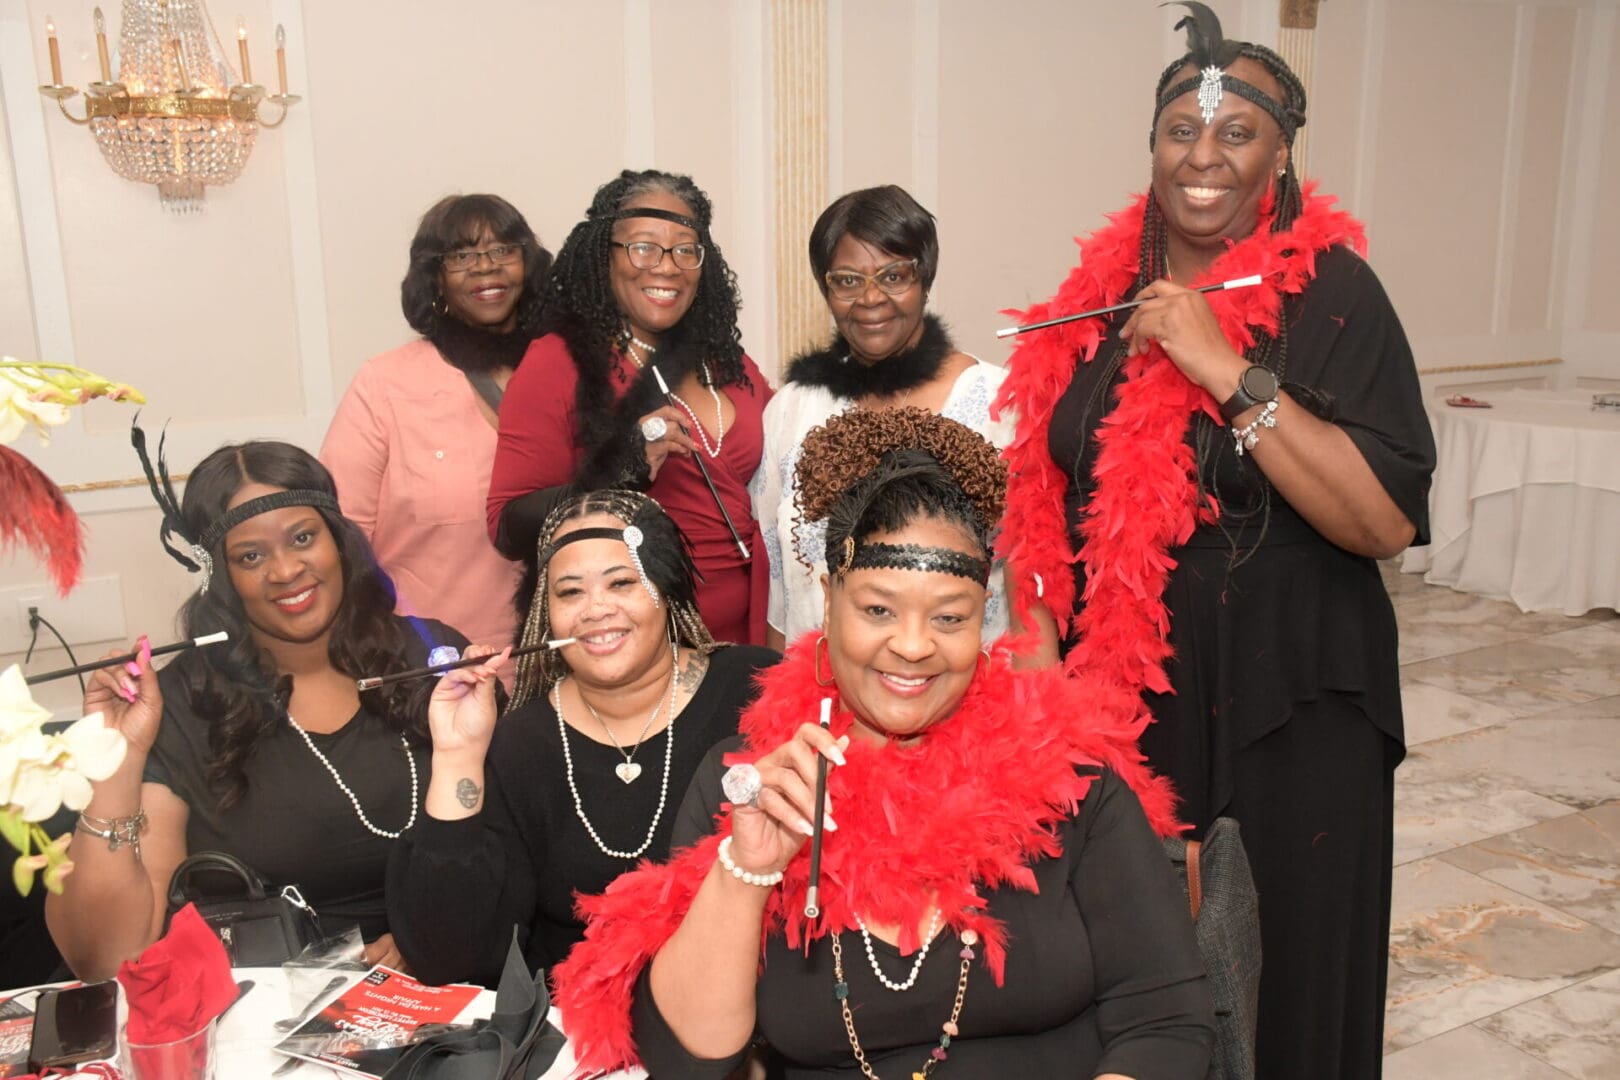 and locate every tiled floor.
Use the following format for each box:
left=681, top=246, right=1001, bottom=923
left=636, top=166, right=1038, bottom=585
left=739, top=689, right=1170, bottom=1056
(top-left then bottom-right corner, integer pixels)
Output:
left=1381, top=565, right=1620, bottom=1079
